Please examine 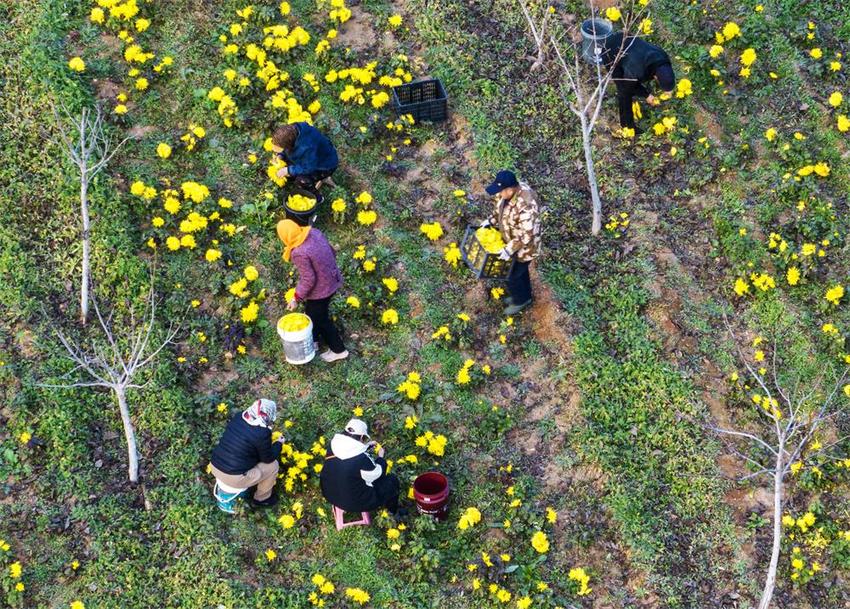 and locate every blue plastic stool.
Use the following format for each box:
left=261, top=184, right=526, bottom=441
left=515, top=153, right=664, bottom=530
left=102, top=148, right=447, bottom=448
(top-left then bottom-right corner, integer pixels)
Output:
left=213, top=482, right=249, bottom=514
